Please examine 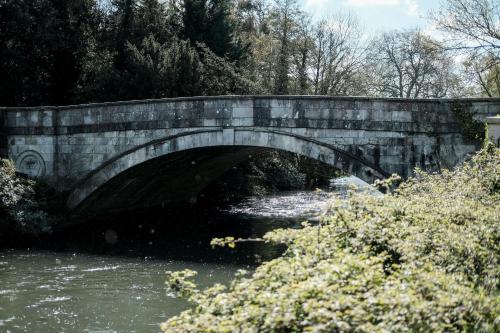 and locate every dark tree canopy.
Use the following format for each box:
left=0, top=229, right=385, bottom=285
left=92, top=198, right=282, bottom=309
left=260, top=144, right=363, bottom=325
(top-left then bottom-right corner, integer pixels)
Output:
left=0, top=0, right=498, bottom=106
left=0, top=0, right=96, bottom=106
left=182, top=0, right=246, bottom=62
left=0, top=0, right=253, bottom=106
